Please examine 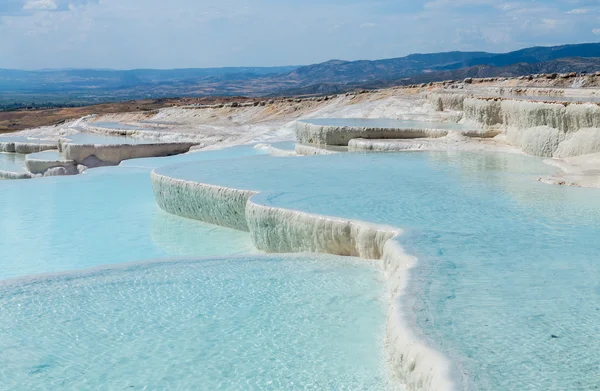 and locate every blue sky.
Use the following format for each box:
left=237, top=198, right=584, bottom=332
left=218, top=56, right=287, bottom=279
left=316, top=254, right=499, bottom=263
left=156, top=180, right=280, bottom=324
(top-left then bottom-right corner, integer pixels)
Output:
left=1, top=0, right=599, bottom=69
